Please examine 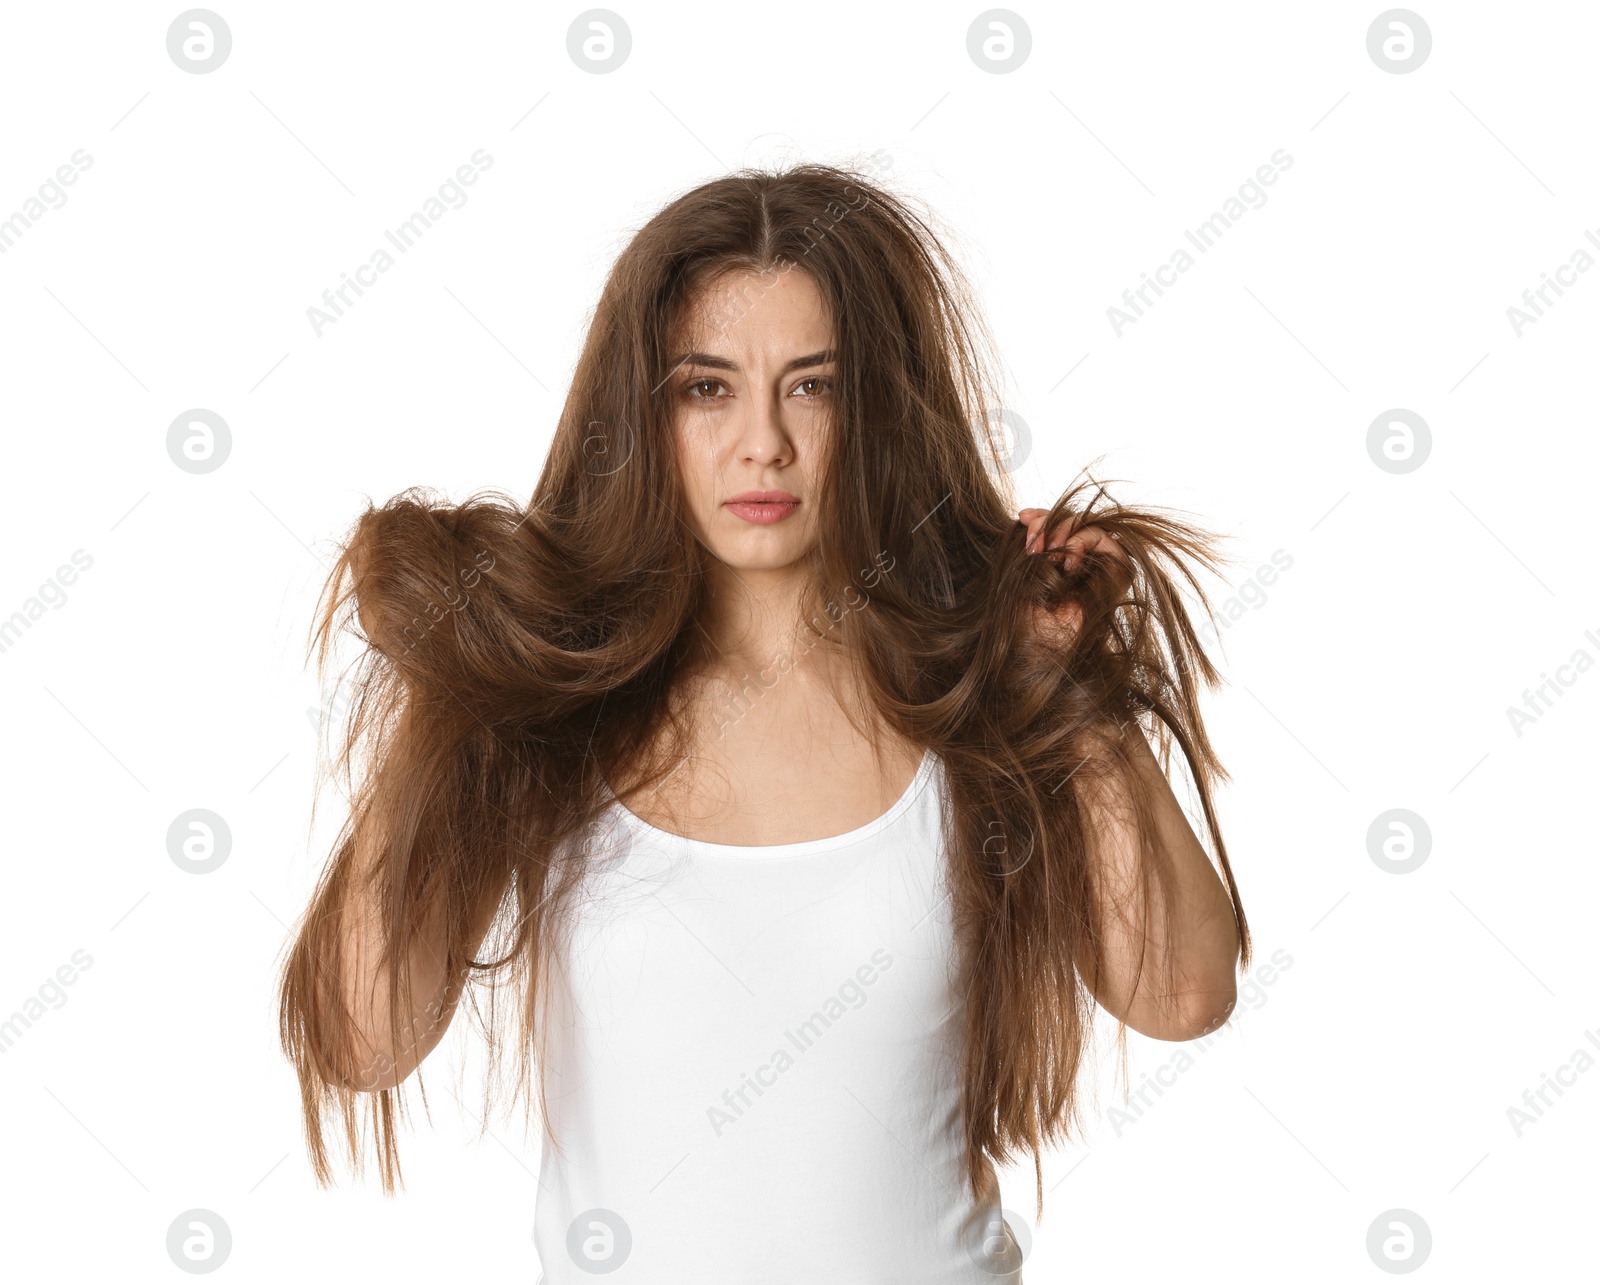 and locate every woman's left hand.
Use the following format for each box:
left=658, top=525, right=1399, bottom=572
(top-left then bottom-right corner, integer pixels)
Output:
left=1018, top=507, right=1132, bottom=643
